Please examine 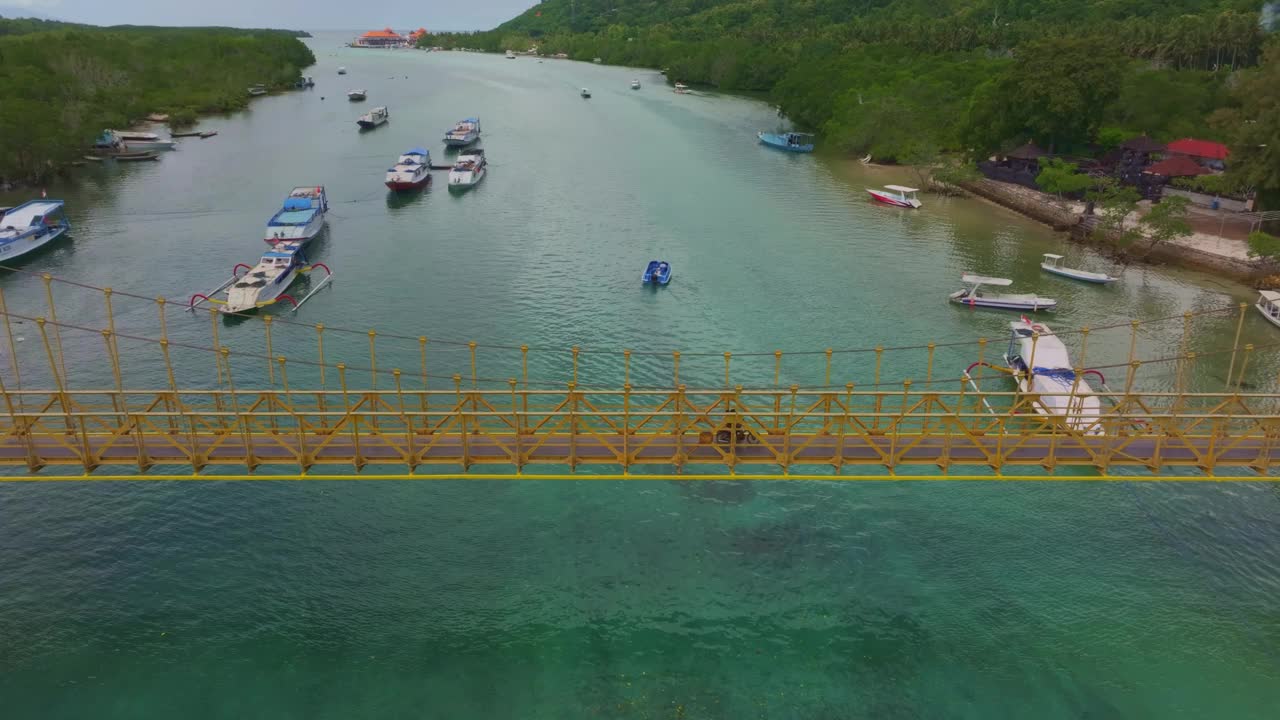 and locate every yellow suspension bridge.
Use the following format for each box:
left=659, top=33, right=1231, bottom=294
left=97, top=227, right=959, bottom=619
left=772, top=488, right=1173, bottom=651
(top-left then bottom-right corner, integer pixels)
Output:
left=1, top=268, right=1278, bottom=480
